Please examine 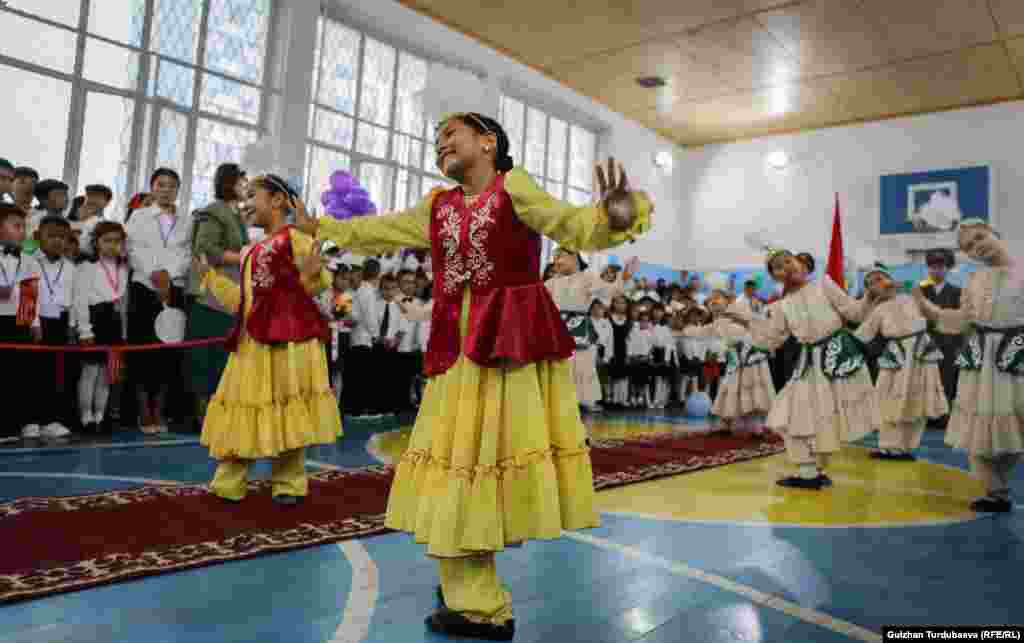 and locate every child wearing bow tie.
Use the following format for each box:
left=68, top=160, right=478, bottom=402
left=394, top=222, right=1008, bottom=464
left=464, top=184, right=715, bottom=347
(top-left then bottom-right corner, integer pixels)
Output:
left=0, top=204, right=42, bottom=440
